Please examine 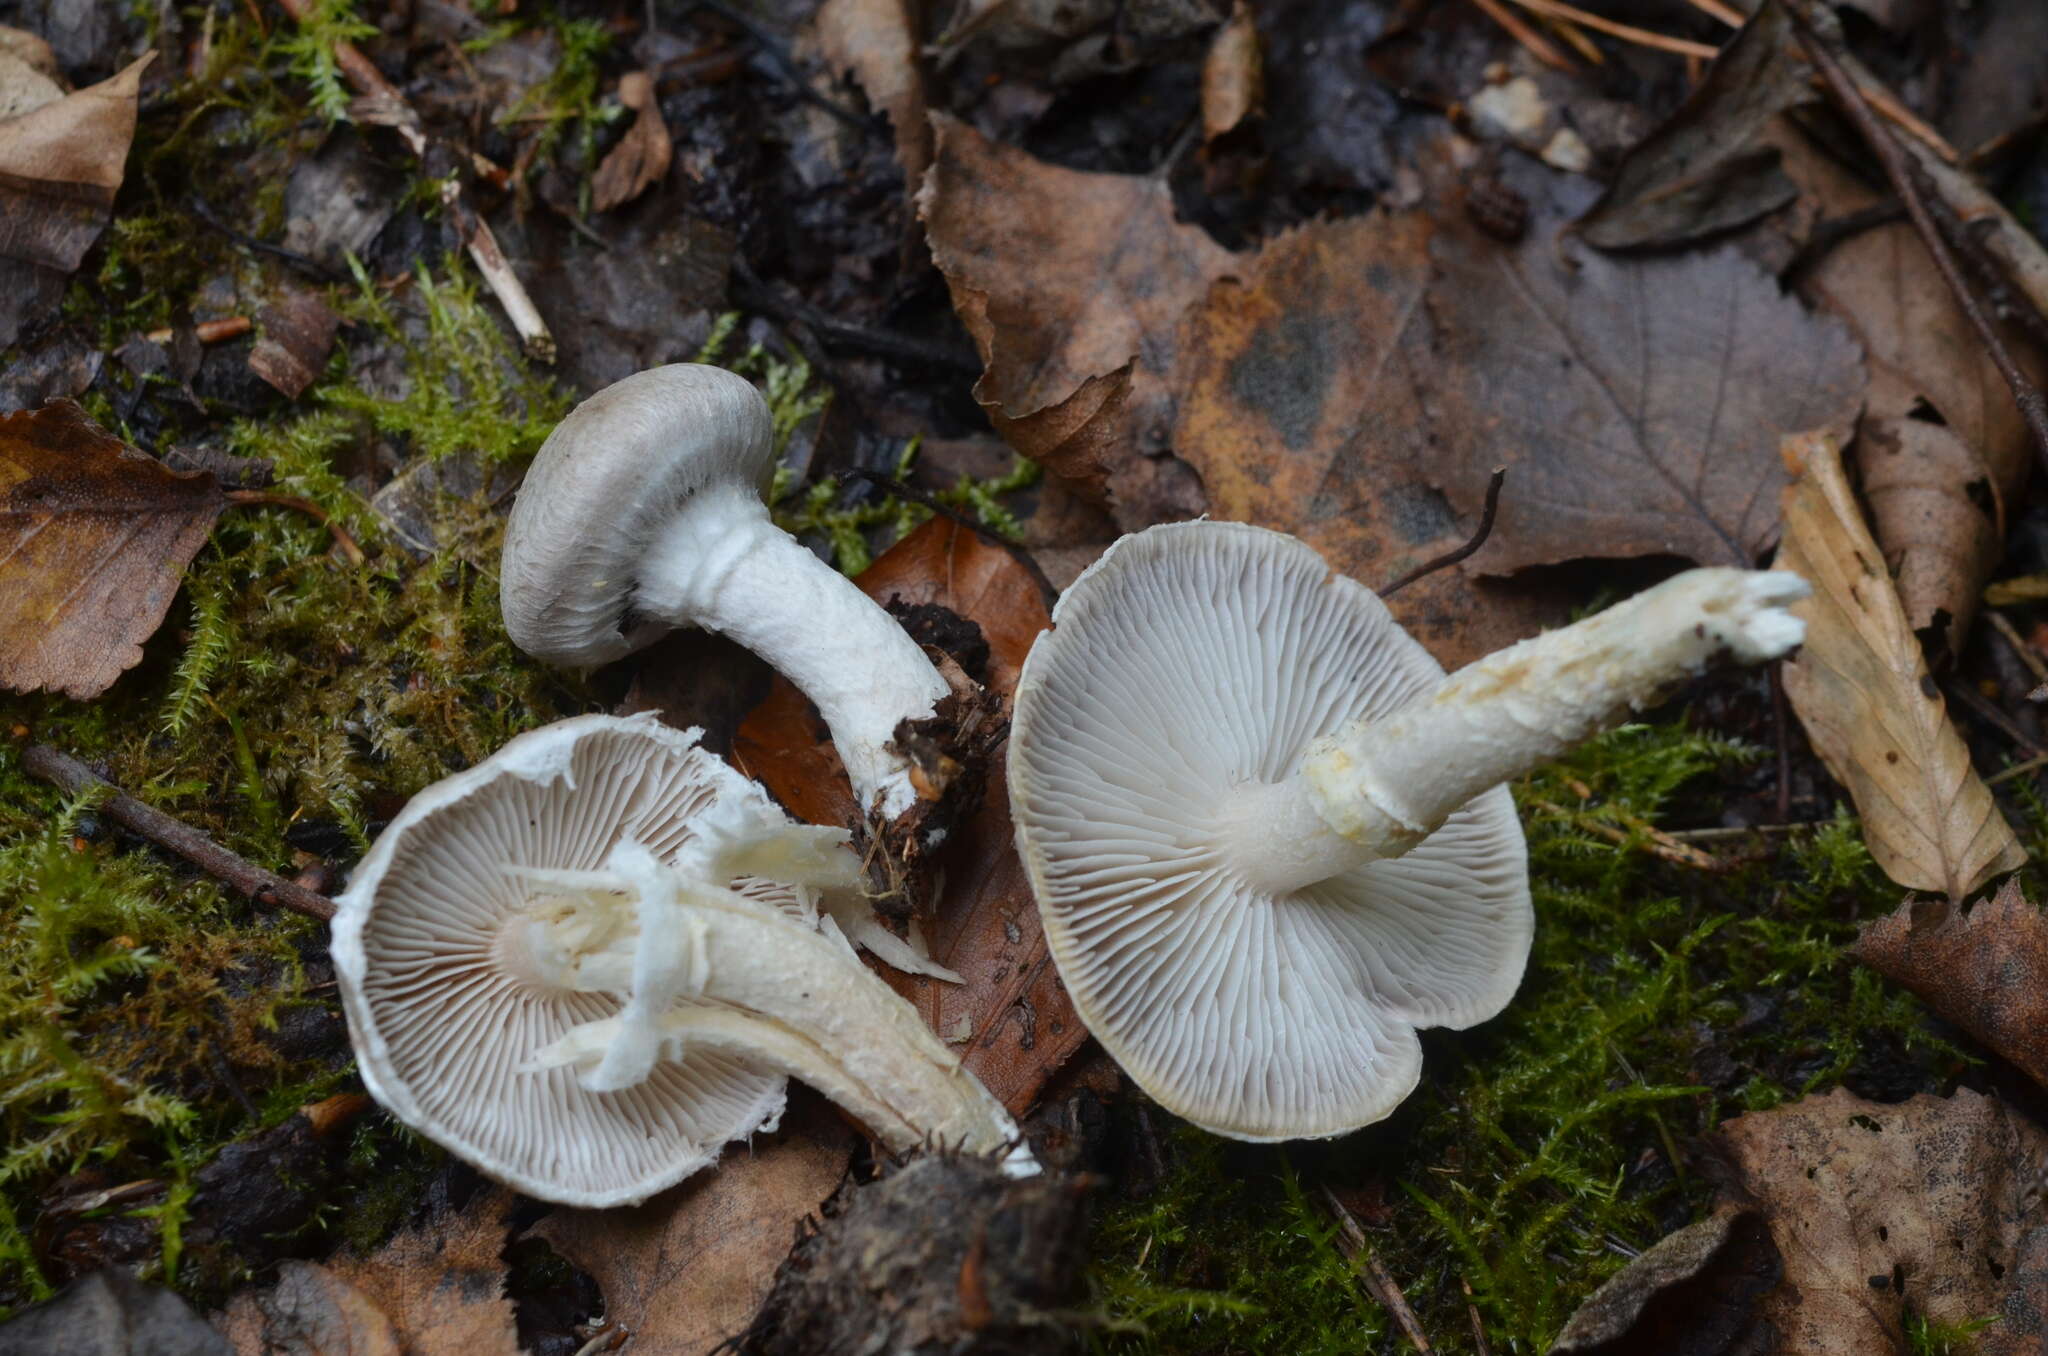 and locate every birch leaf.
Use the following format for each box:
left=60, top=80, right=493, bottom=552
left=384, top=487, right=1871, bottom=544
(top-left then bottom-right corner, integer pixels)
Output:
left=1774, top=431, right=2023, bottom=899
